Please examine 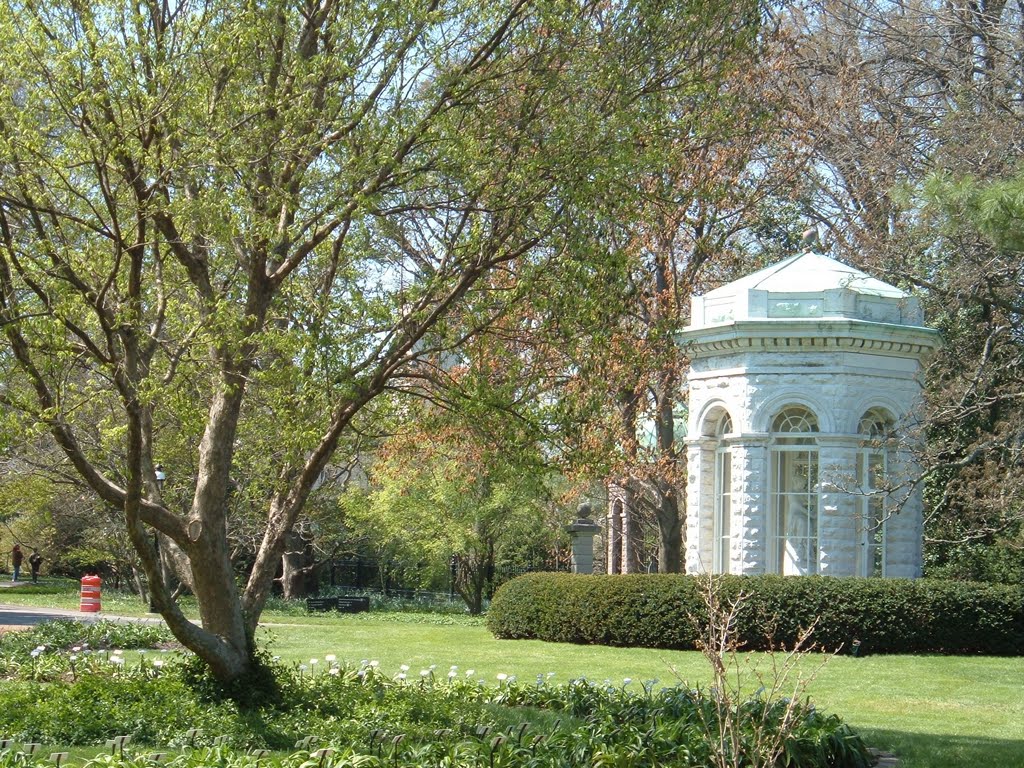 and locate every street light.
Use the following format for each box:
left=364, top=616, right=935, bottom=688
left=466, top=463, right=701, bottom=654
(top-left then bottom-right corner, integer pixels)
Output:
left=149, top=465, right=165, bottom=612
